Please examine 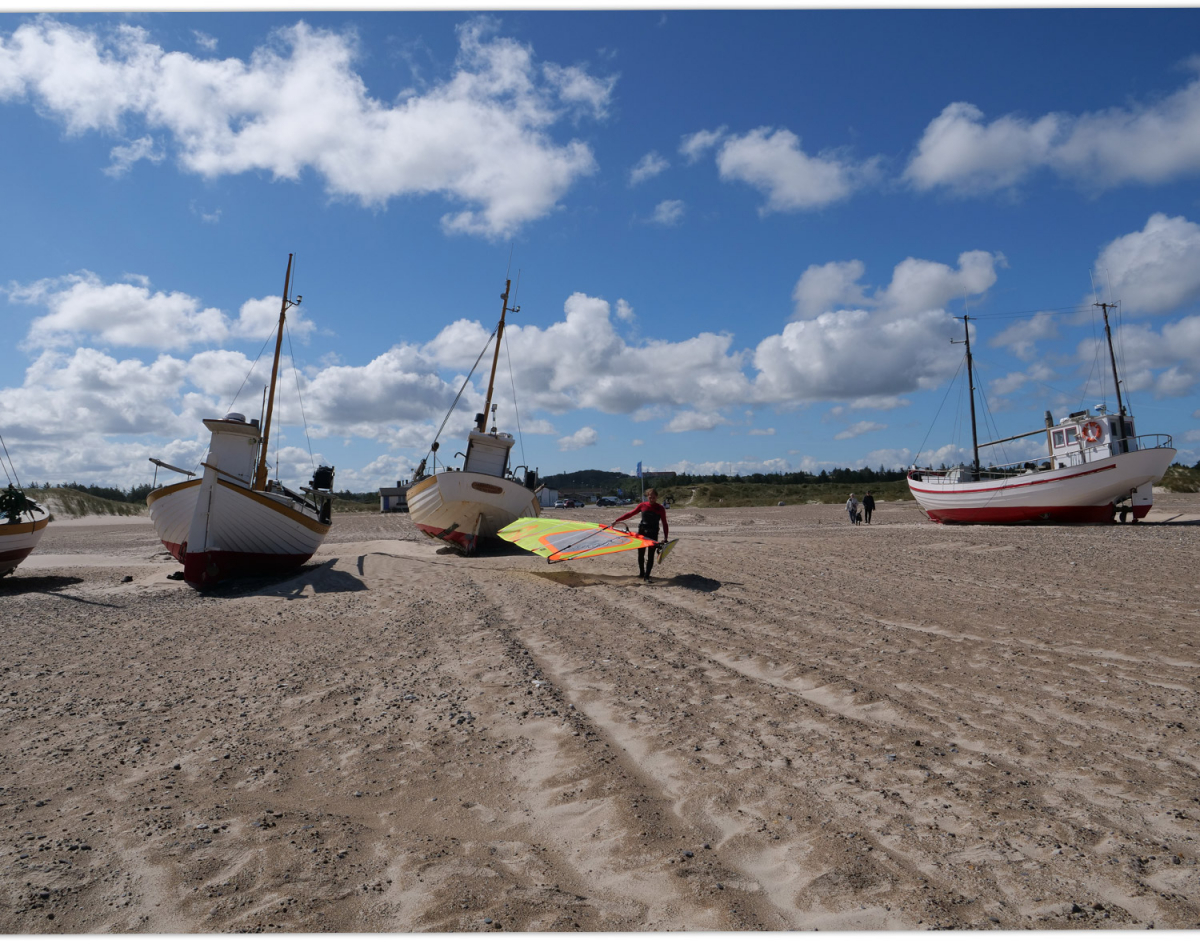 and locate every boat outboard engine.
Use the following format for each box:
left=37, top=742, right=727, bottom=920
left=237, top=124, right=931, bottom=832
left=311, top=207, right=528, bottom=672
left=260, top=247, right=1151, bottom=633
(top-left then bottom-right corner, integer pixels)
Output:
left=310, top=465, right=335, bottom=491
